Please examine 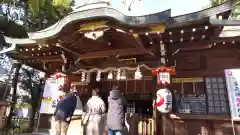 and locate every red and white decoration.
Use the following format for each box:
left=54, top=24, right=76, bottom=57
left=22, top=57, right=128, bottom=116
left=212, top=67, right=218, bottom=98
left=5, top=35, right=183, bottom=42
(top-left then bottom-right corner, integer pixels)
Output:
left=154, top=88, right=172, bottom=113
left=50, top=72, right=68, bottom=89
left=51, top=90, right=66, bottom=108
left=40, top=78, right=66, bottom=114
